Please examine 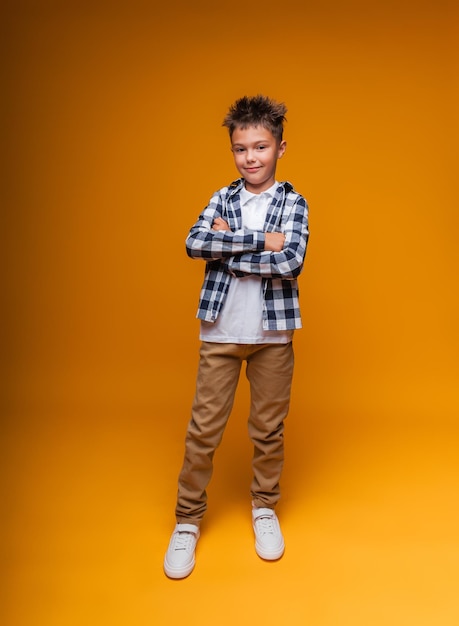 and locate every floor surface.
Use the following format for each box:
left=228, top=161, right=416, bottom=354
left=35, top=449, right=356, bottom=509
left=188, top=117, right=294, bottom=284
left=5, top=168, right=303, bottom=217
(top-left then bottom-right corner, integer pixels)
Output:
left=2, top=370, right=458, bottom=626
